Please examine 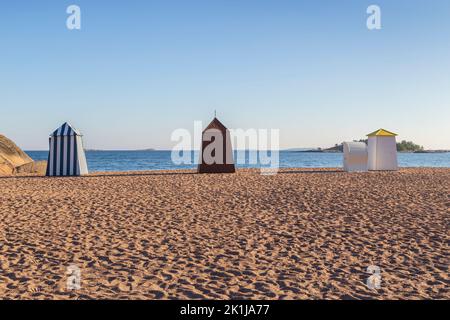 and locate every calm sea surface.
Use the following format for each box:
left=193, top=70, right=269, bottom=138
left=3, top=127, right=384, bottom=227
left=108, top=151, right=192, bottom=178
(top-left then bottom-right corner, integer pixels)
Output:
left=26, top=151, right=450, bottom=173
